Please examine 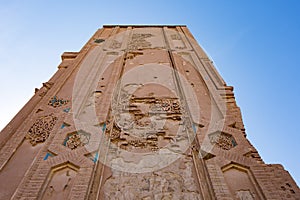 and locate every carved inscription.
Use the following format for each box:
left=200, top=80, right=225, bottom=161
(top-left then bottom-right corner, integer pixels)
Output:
left=128, top=33, right=153, bottom=50
left=109, top=40, right=122, bottom=49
